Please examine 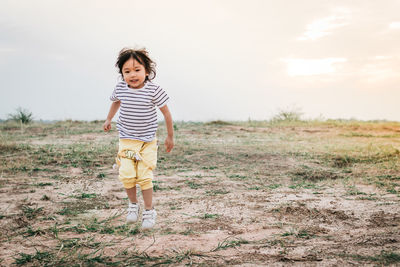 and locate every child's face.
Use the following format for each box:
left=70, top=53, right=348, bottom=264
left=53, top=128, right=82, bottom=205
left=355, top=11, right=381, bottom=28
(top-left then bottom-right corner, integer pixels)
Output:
left=122, top=58, right=148, bottom=89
